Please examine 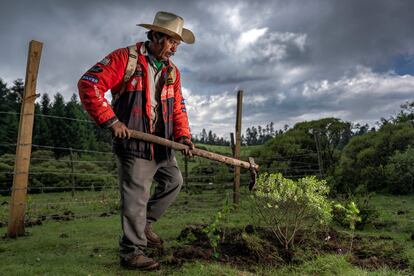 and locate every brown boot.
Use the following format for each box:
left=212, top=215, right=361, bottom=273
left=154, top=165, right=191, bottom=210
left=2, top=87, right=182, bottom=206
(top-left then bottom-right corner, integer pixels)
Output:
left=120, top=254, right=160, bottom=270
left=145, top=223, right=164, bottom=248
